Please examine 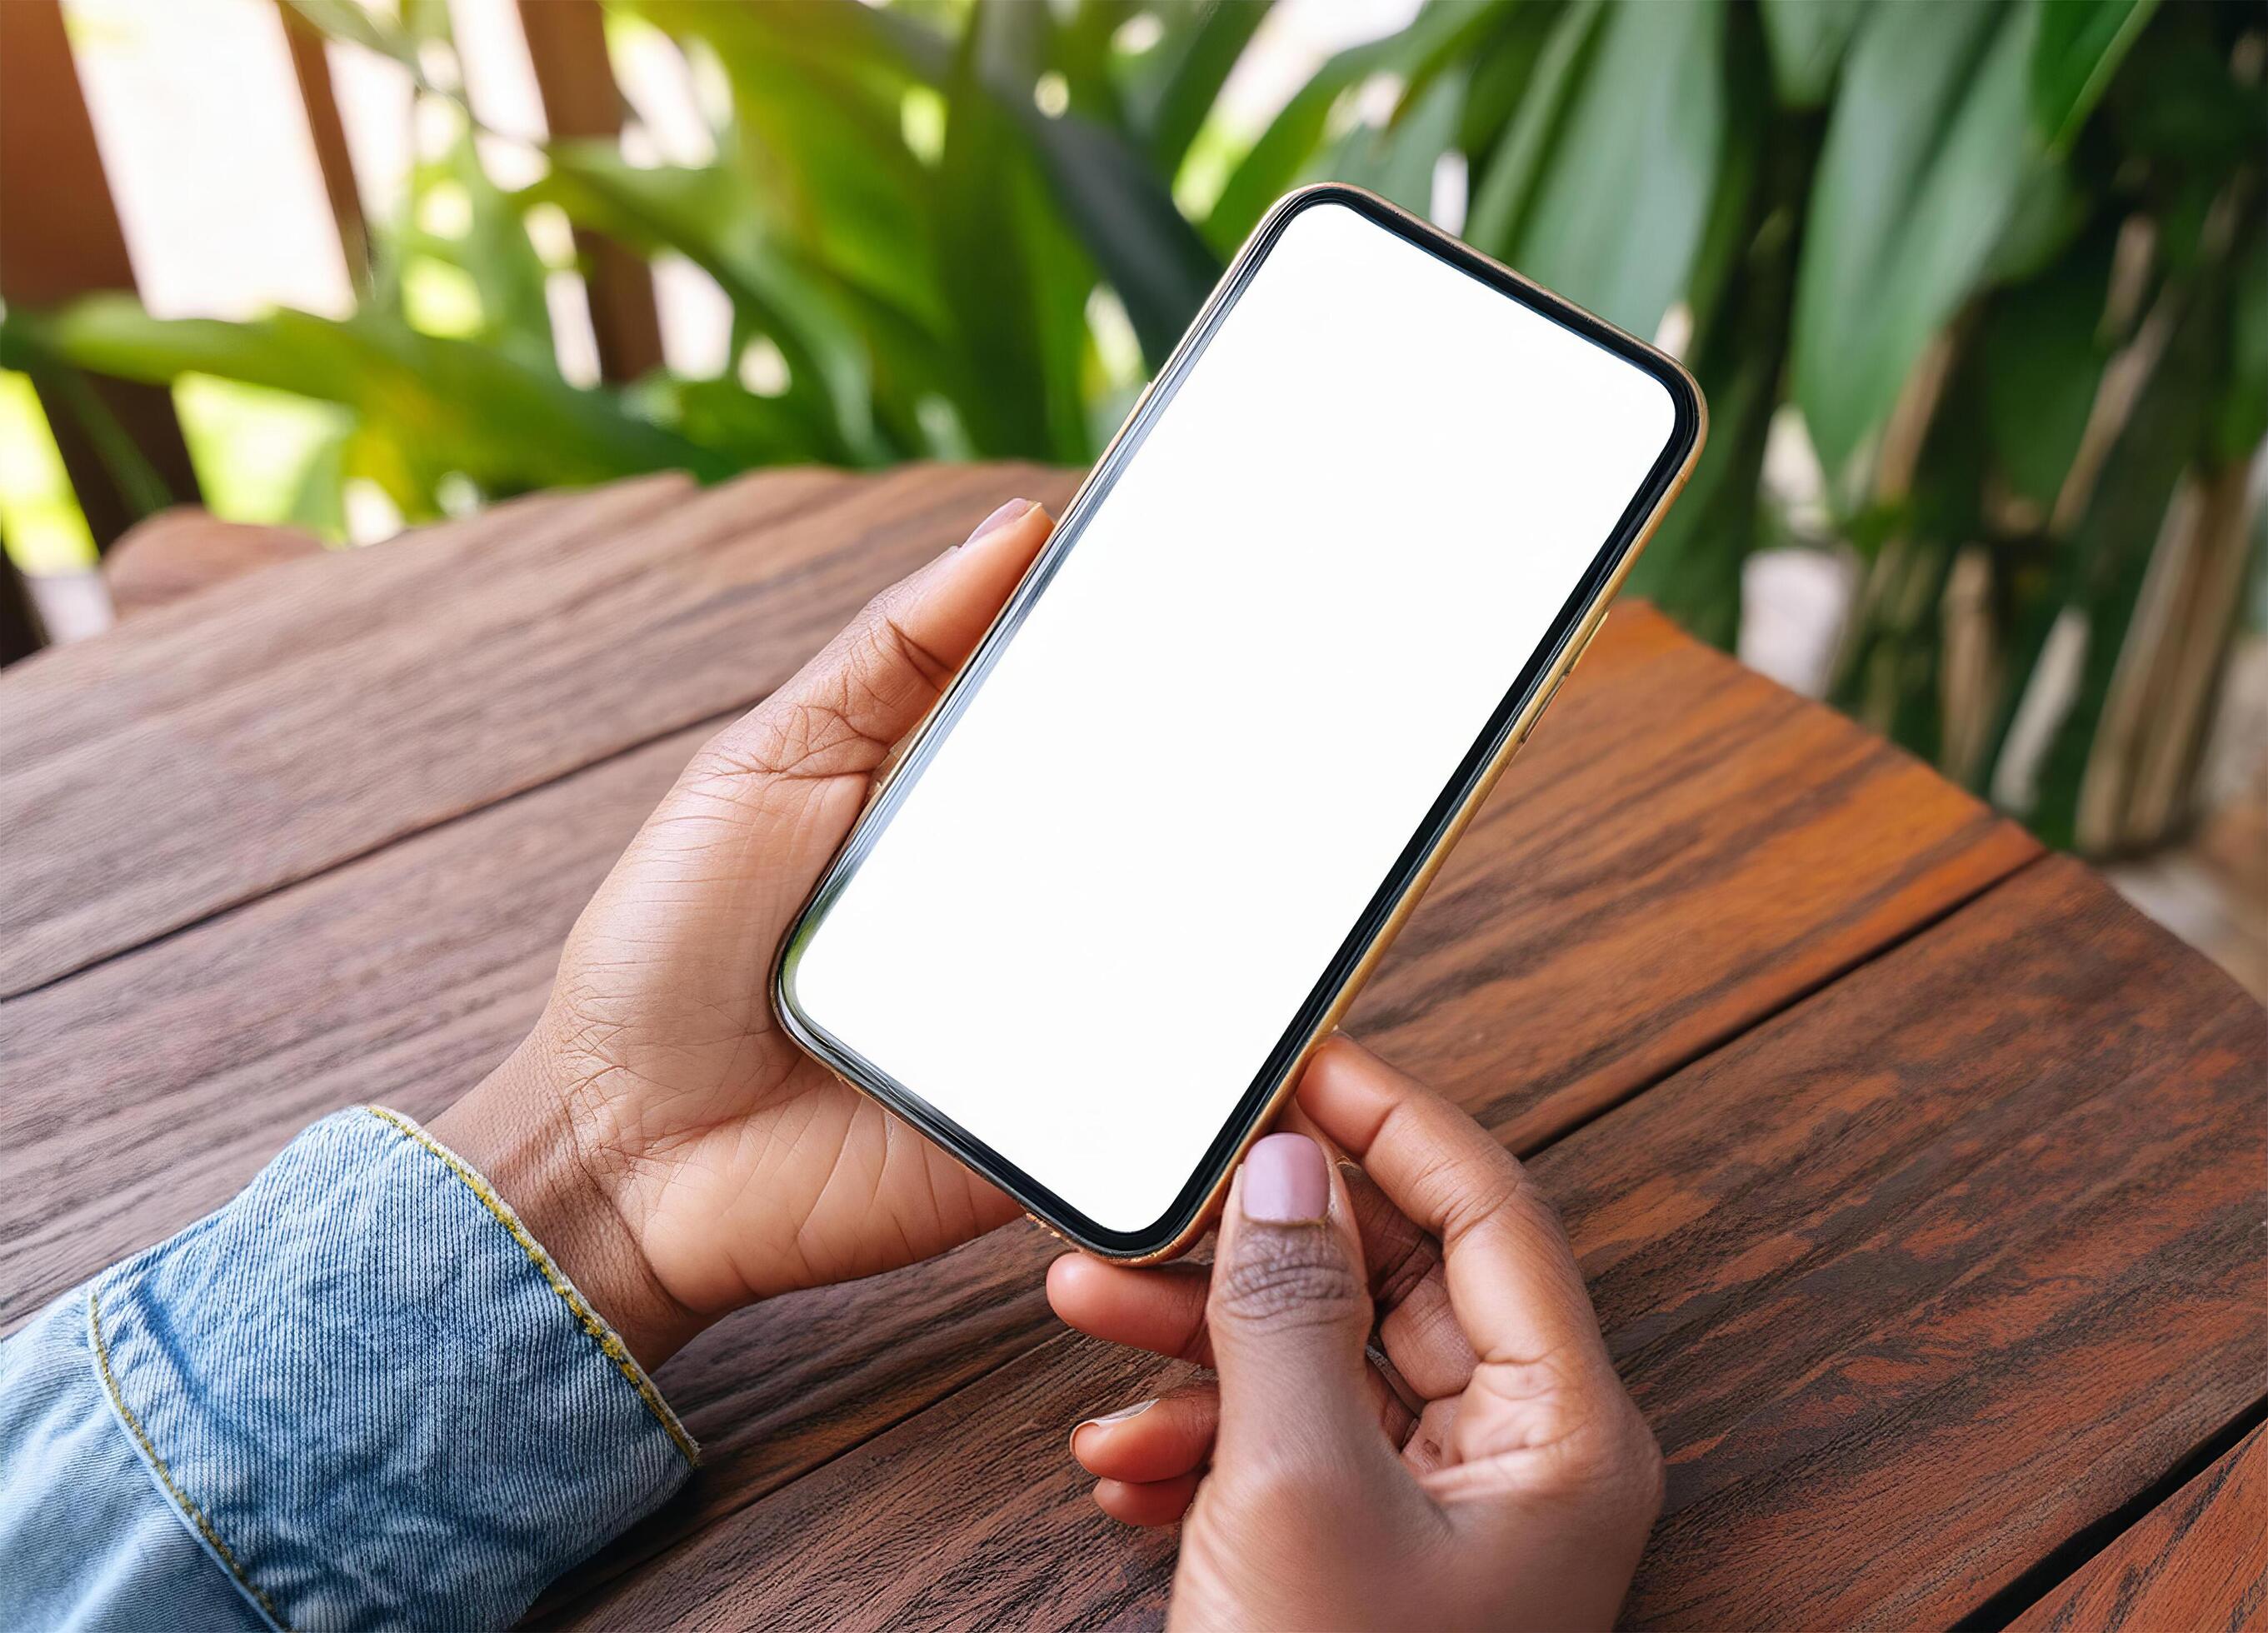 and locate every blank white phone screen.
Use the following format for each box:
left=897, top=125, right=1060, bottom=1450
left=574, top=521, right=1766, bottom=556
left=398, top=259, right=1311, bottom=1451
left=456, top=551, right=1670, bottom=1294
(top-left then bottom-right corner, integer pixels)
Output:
left=787, top=198, right=1678, bottom=1235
